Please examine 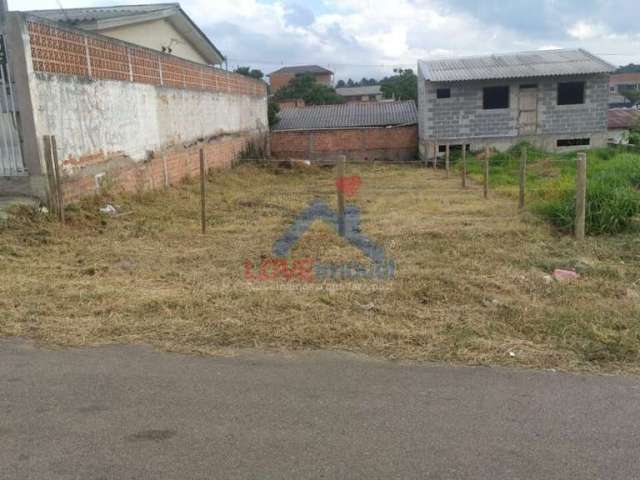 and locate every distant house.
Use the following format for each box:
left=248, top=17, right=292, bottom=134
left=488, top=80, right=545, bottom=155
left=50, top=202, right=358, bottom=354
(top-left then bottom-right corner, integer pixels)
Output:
left=336, top=85, right=384, bottom=103
left=21, top=3, right=225, bottom=65
left=270, top=101, right=418, bottom=162
left=609, top=73, right=640, bottom=107
left=608, top=108, right=640, bottom=144
left=268, top=65, right=333, bottom=93
left=417, top=48, right=614, bottom=159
